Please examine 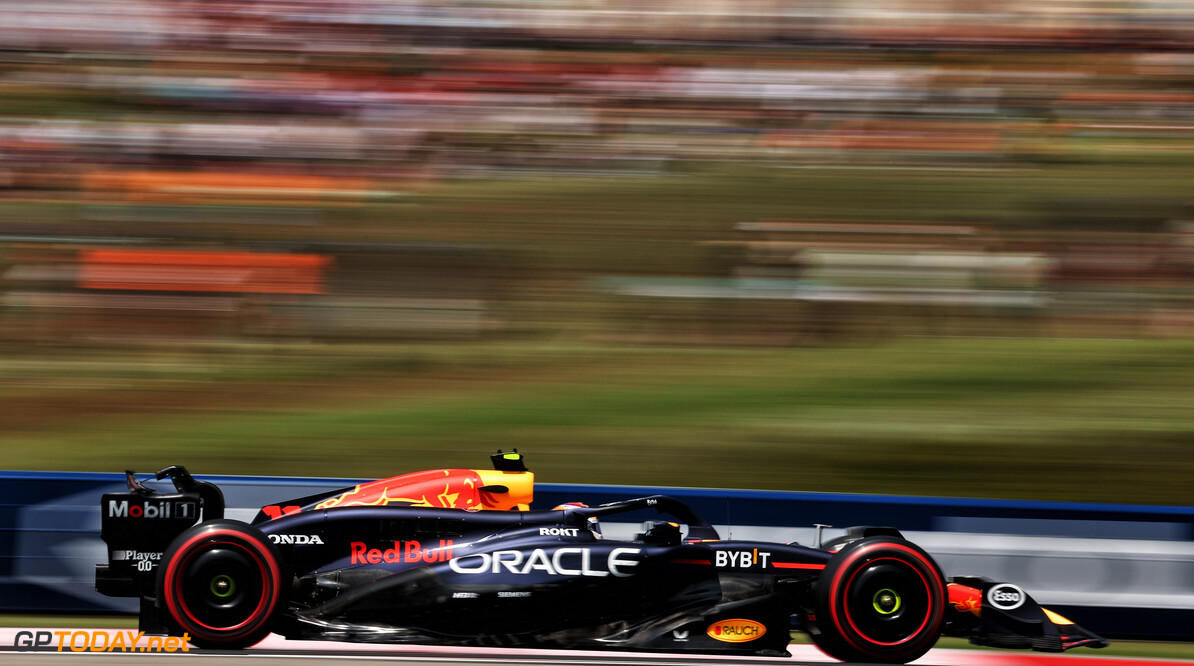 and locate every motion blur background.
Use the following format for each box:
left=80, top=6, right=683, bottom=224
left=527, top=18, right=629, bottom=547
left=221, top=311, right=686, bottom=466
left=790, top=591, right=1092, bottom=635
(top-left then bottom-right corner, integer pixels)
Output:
left=2, top=0, right=1193, bottom=504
